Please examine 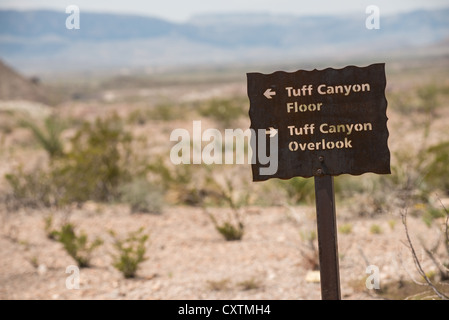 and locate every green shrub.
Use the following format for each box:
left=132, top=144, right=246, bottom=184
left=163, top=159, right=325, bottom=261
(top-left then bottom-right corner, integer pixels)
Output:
left=0, top=111, right=15, bottom=135
left=127, top=109, right=148, bottom=126
left=417, top=84, right=439, bottom=116
left=388, top=92, right=413, bottom=114
left=388, top=220, right=397, bottom=230
left=55, top=223, right=103, bottom=268
left=210, top=217, right=244, bottom=241
left=28, top=256, right=39, bottom=269
left=370, top=224, right=383, bottom=234
left=5, top=114, right=147, bottom=208
left=5, top=167, right=55, bottom=208
left=277, top=177, right=315, bottom=205
left=52, top=115, right=132, bottom=203
left=204, top=178, right=248, bottom=241
left=5, top=114, right=149, bottom=208
left=298, top=229, right=319, bottom=270
left=422, top=206, right=447, bottom=227
left=44, top=214, right=58, bottom=240
left=20, top=116, right=65, bottom=159
left=237, top=278, right=263, bottom=291
left=127, top=104, right=180, bottom=125
left=207, top=278, right=231, bottom=291
left=147, top=157, right=200, bottom=205
left=425, top=141, right=449, bottom=194
left=338, top=223, right=353, bottom=234
left=150, top=103, right=179, bottom=121
left=109, top=227, right=149, bottom=279
left=198, top=98, right=247, bottom=127
left=119, top=178, right=164, bottom=214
